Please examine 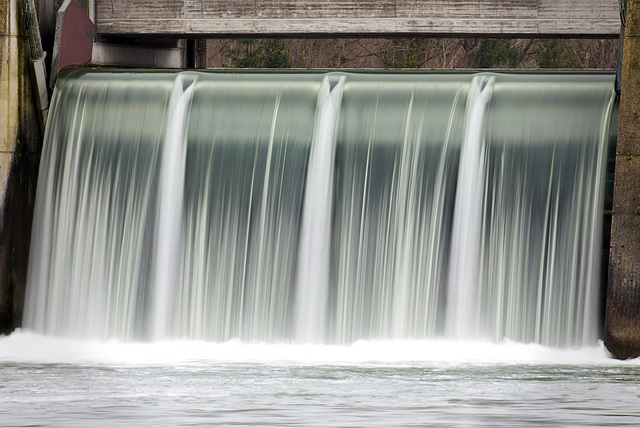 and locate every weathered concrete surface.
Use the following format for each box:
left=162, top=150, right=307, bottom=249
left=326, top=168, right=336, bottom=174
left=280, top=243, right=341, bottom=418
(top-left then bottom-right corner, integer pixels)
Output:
left=0, top=0, right=41, bottom=334
left=94, top=0, right=621, bottom=37
left=605, top=0, right=640, bottom=360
